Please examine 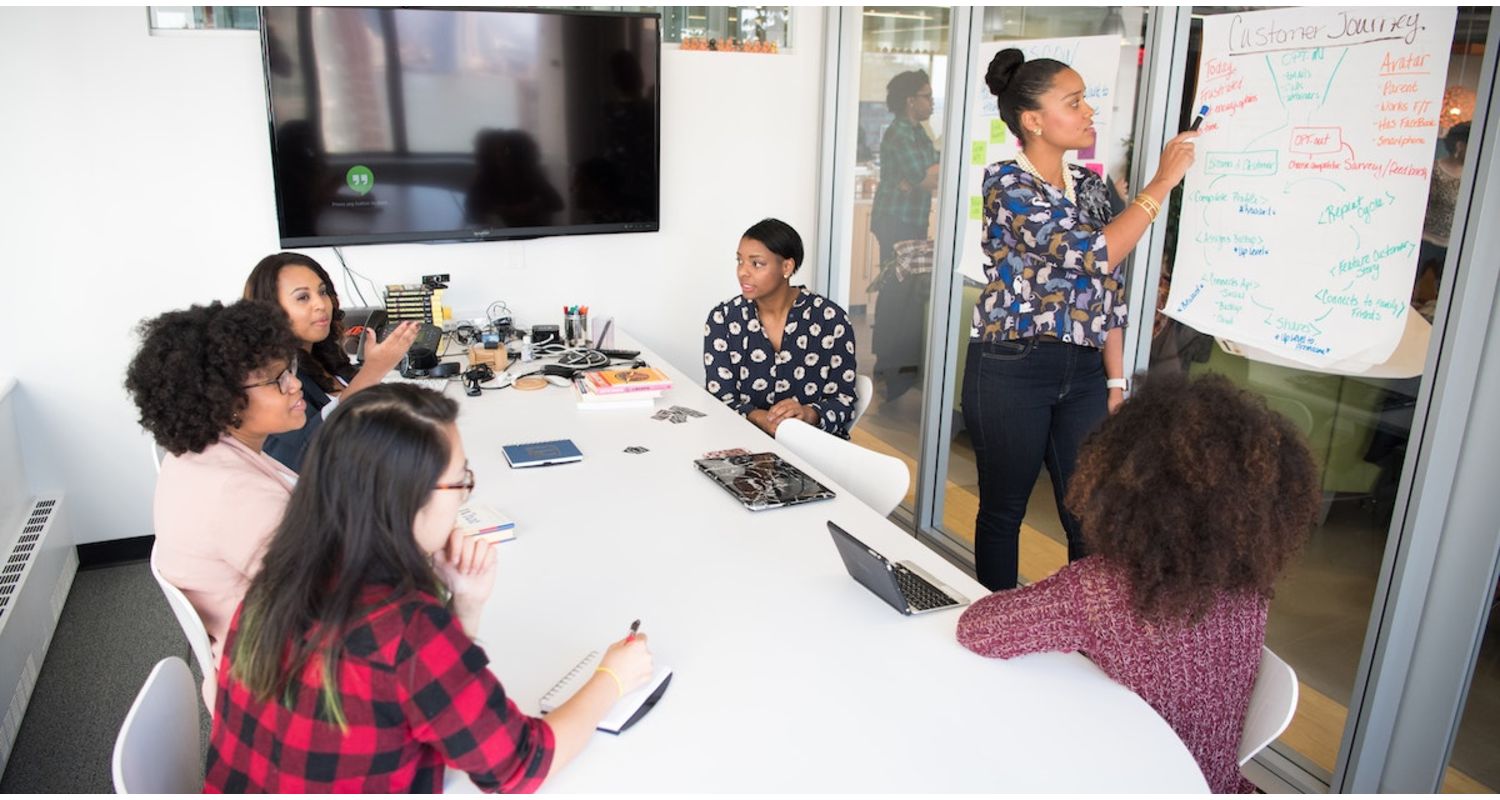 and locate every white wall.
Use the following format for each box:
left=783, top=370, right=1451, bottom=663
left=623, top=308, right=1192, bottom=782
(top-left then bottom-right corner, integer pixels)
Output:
left=0, top=7, right=827, bottom=544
